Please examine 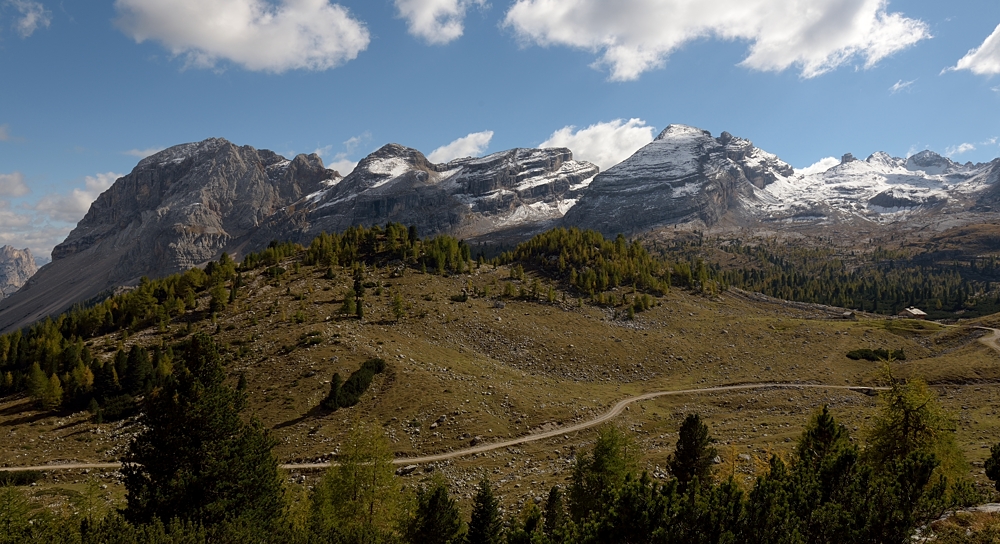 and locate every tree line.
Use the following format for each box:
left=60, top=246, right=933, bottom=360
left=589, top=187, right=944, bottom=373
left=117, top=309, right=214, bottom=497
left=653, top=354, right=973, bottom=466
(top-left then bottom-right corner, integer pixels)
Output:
left=0, top=223, right=475, bottom=416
